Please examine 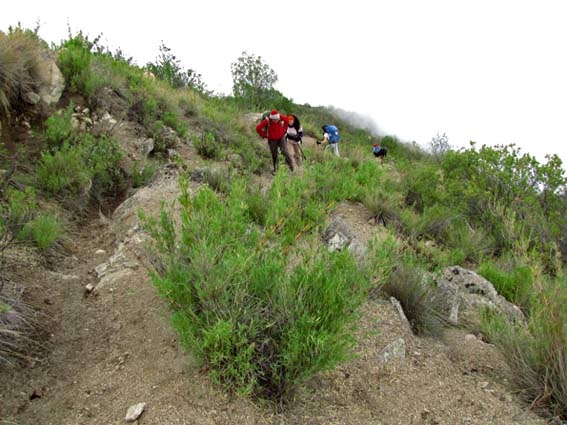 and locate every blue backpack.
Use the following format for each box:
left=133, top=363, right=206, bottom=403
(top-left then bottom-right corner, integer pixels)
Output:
left=323, top=124, right=341, bottom=144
